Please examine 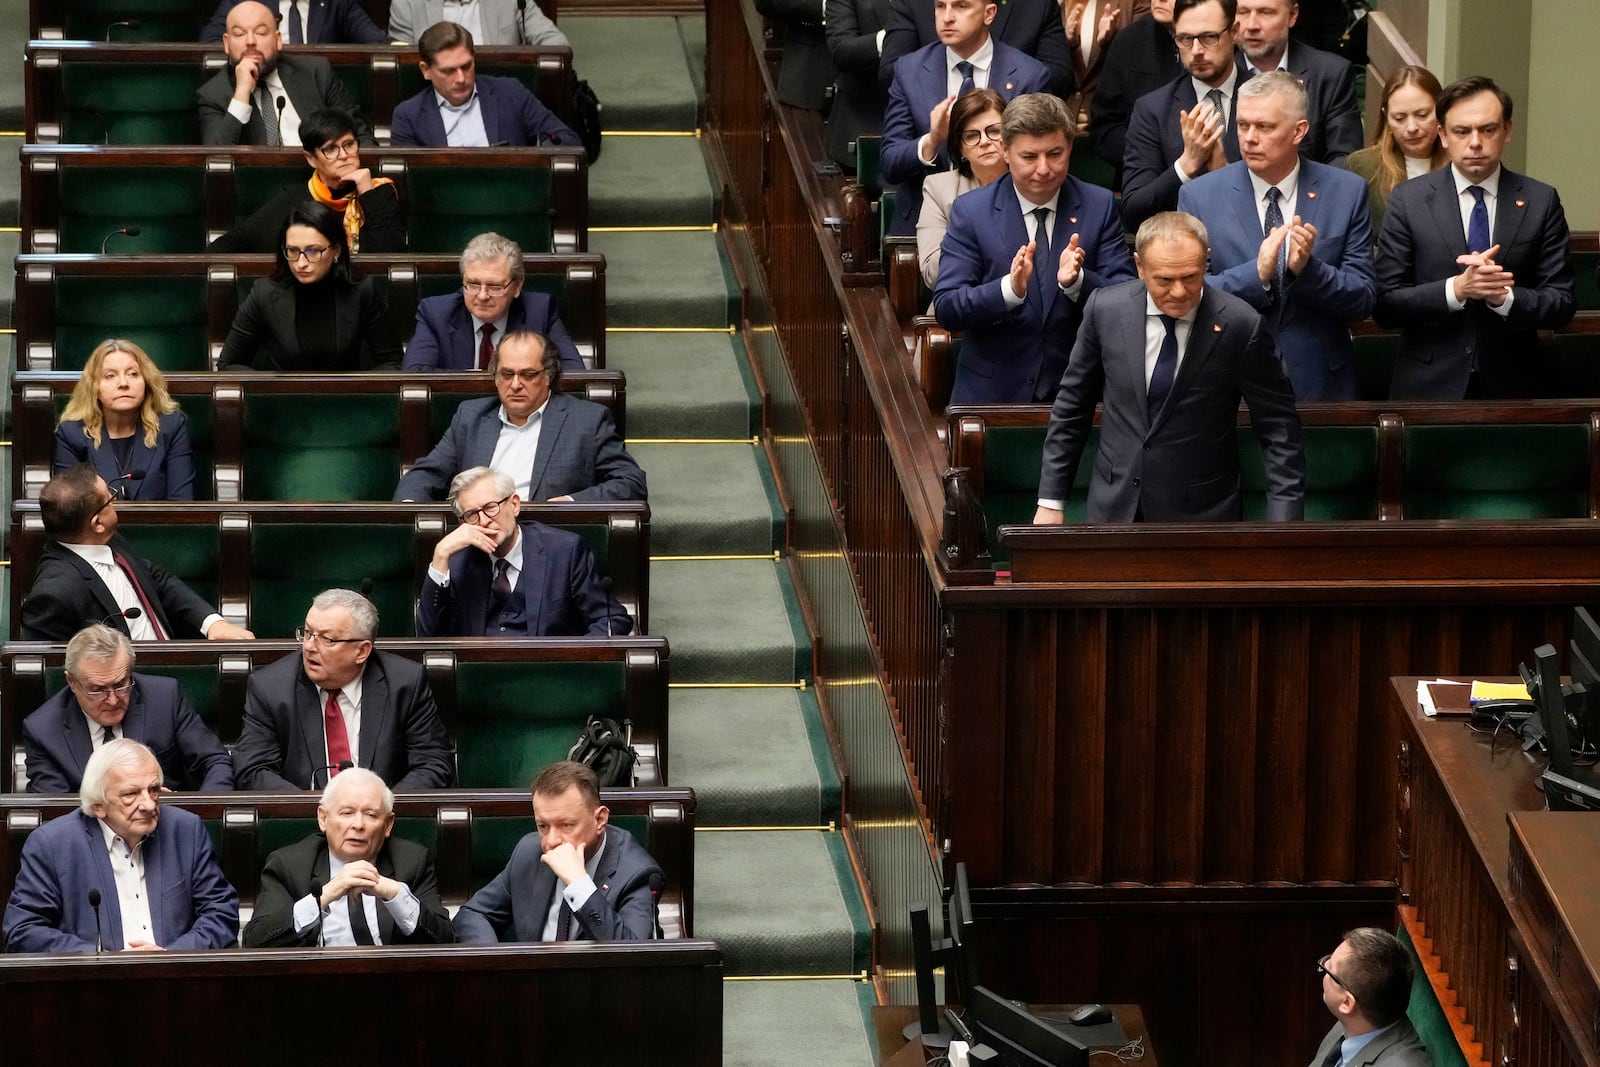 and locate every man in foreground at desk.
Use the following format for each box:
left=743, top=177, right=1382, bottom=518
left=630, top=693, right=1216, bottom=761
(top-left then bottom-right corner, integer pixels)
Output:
left=23, top=624, right=233, bottom=794
left=3, top=740, right=239, bottom=953
left=243, top=769, right=454, bottom=947
left=1033, top=211, right=1305, bottom=524
left=454, top=761, right=661, bottom=943
left=418, top=467, right=631, bottom=638
left=231, top=589, right=455, bottom=791
left=20, top=466, right=255, bottom=643
left=394, top=331, right=647, bottom=504
left=1309, top=928, right=1433, bottom=1066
